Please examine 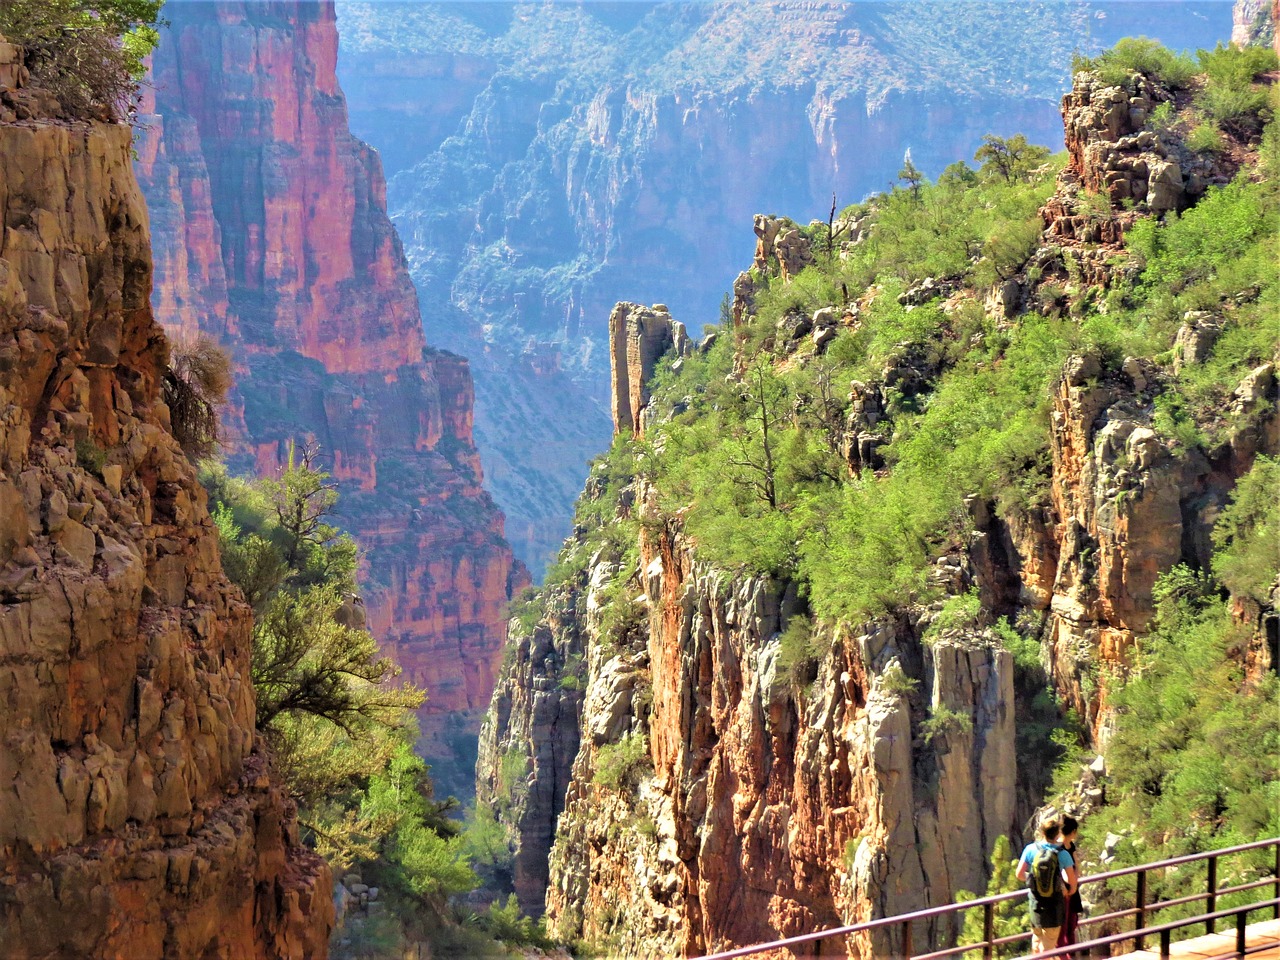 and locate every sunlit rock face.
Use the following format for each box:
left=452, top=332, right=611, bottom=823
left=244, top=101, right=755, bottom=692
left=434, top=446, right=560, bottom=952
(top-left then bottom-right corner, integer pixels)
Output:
left=0, top=40, right=332, bottom=958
